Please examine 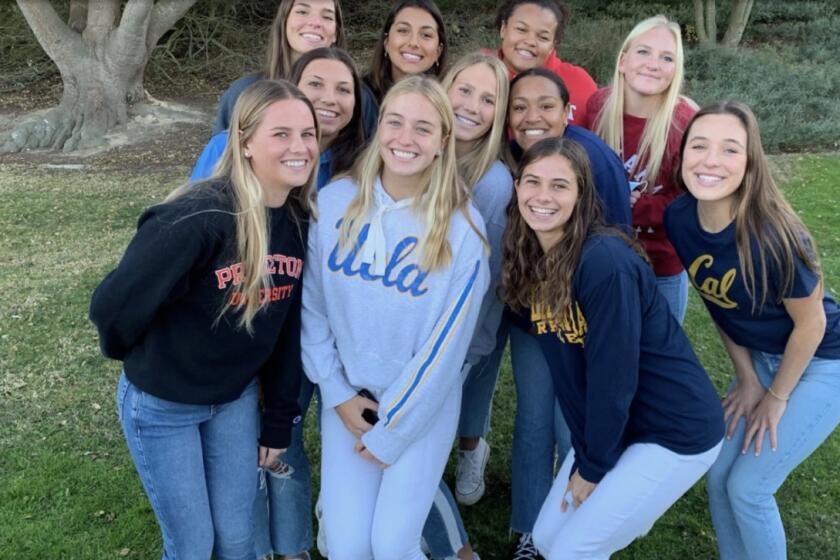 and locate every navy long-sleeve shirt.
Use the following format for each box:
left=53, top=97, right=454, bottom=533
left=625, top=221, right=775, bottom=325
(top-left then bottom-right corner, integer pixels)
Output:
left=90, top=180, right=307, bottom=448
left=531, top=234, right=724, bottom=483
